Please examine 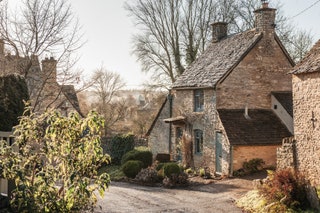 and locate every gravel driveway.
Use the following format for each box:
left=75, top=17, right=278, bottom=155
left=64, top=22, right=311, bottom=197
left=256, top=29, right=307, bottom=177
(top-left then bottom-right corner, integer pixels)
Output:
left=95, top=174, right=263, bottom=213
